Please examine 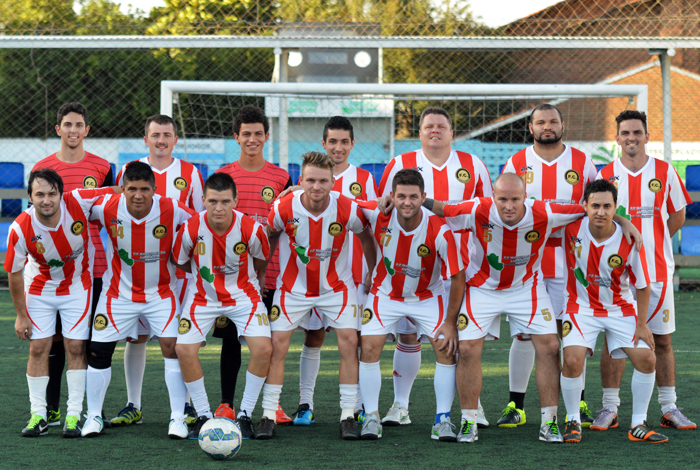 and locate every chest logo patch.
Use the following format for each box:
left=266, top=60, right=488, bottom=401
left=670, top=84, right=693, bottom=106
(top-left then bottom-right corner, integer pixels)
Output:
left=71, top=220, right=85, bottom=236
left=260, top=186, right=275, bottom=203
left=524, top=230, right=541, bottom=243
left=417, top=244, right=431, bottom=257
left=608, top=254, right=624, bottom=269
left=648, top=178, right=662, bottom=193
left=153, top=224, right=168, bottom=239
left=328, top=222, right=344, bottom=237
left=349, top=182, right=363, bottom=197
left=233, top=242, right=248, bottom=255
left=83, top=175, right=98, bottom=189
left=456, top=168, right=471, bottom=184
left=564, top=170, right=580, bottom=185
left=174, top=177, right=188, bottom=191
